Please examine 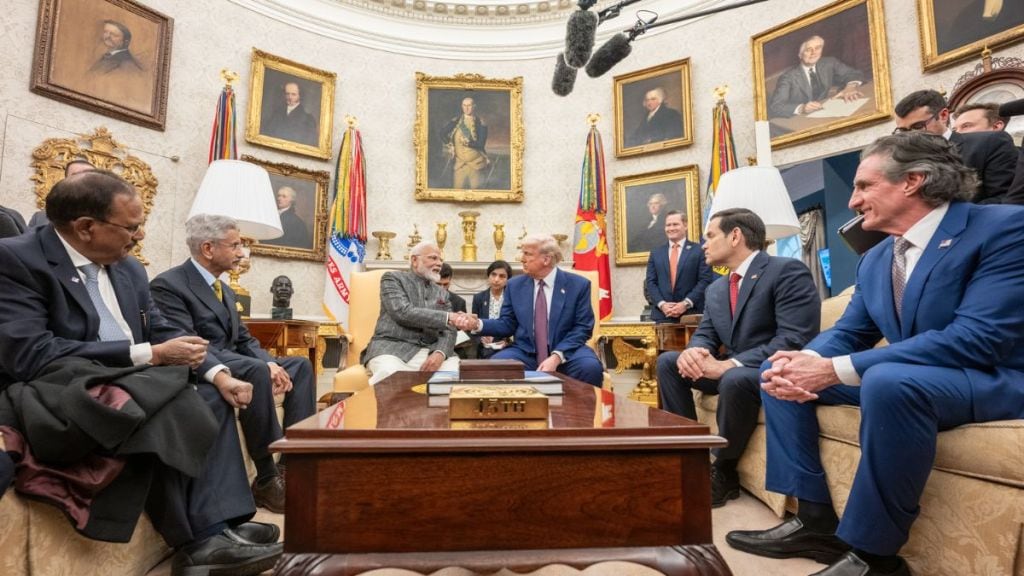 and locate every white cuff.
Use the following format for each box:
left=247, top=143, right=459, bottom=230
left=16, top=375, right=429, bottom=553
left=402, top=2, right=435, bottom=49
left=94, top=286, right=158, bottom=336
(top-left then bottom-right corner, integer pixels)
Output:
left=552, top=350, right=565, bottom=363
left=130, top=343, right=153, bottom=366
left=204, top=364, right=230, bottom=384
left=831, top=355, right=861, bottom=385
left=731, top=358, right=743, bottom=368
